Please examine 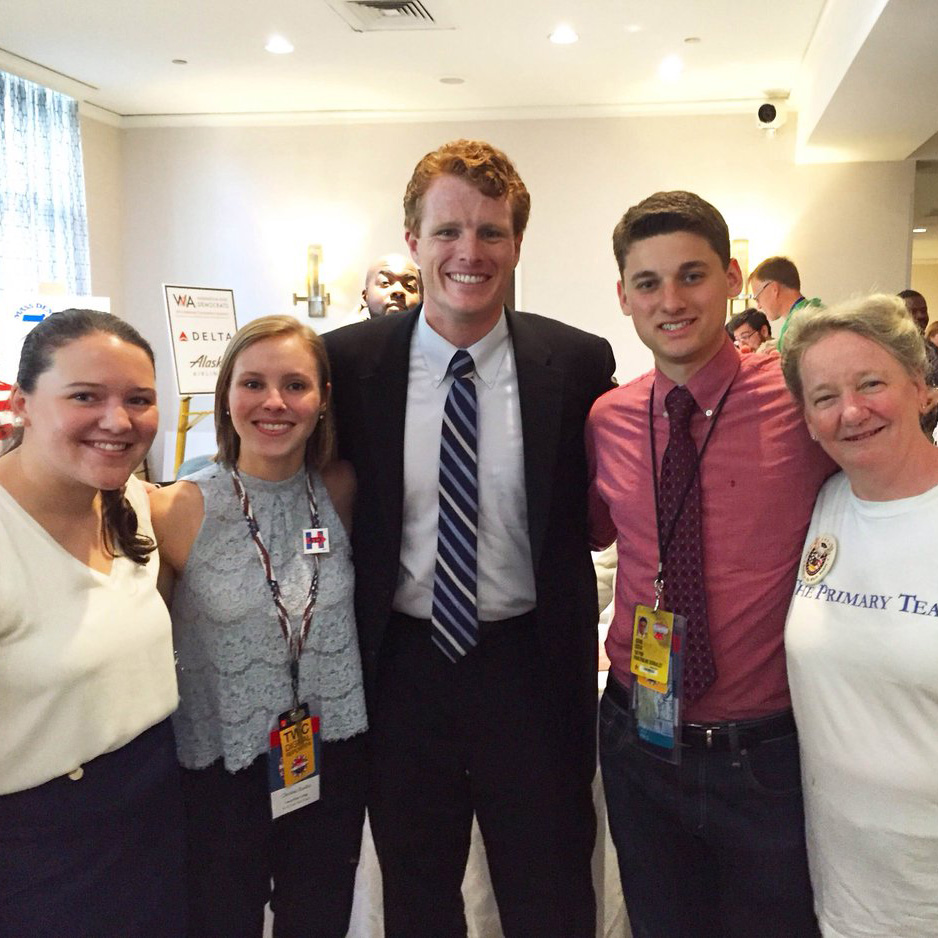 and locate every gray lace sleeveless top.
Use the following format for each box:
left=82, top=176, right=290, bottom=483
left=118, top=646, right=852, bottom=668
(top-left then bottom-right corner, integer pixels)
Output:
left=171, top=463, right=367, bottom=772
